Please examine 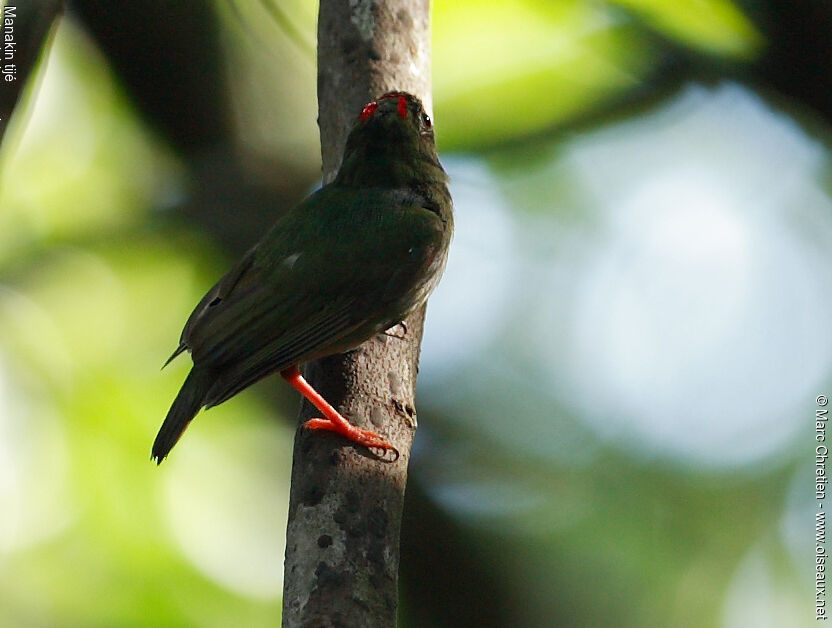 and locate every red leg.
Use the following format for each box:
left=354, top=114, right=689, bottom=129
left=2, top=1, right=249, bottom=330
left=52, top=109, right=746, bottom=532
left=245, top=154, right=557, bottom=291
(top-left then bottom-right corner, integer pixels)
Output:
left=280, top=365, right=397, bottom=457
